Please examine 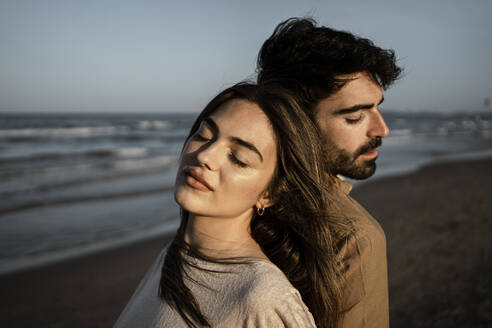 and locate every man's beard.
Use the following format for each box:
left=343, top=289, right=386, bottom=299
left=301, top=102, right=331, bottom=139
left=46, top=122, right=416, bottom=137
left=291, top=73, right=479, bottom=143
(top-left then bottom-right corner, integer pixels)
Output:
left=323, top=137, right=382, bottom=180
